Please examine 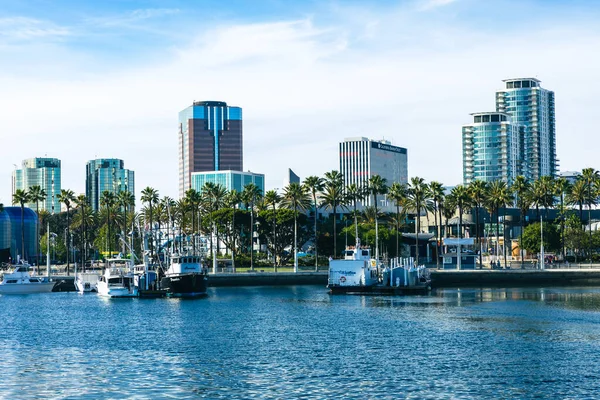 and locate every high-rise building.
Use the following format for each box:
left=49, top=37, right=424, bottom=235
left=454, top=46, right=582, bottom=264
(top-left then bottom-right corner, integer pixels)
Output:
left=86, top=159, right=135, bottom=211
left=191, top=170, right=264, bottom=195
left=12, top=157, right=61, bottom=213
left=283, top=168, right=300, bottom=188
left=462, top=112, right=524, bottom=184
left=178, top=101, right=243, bottom=197
left=496, top=78, right=556, bottom=180
left=339, top=137, right=408, bottom=207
